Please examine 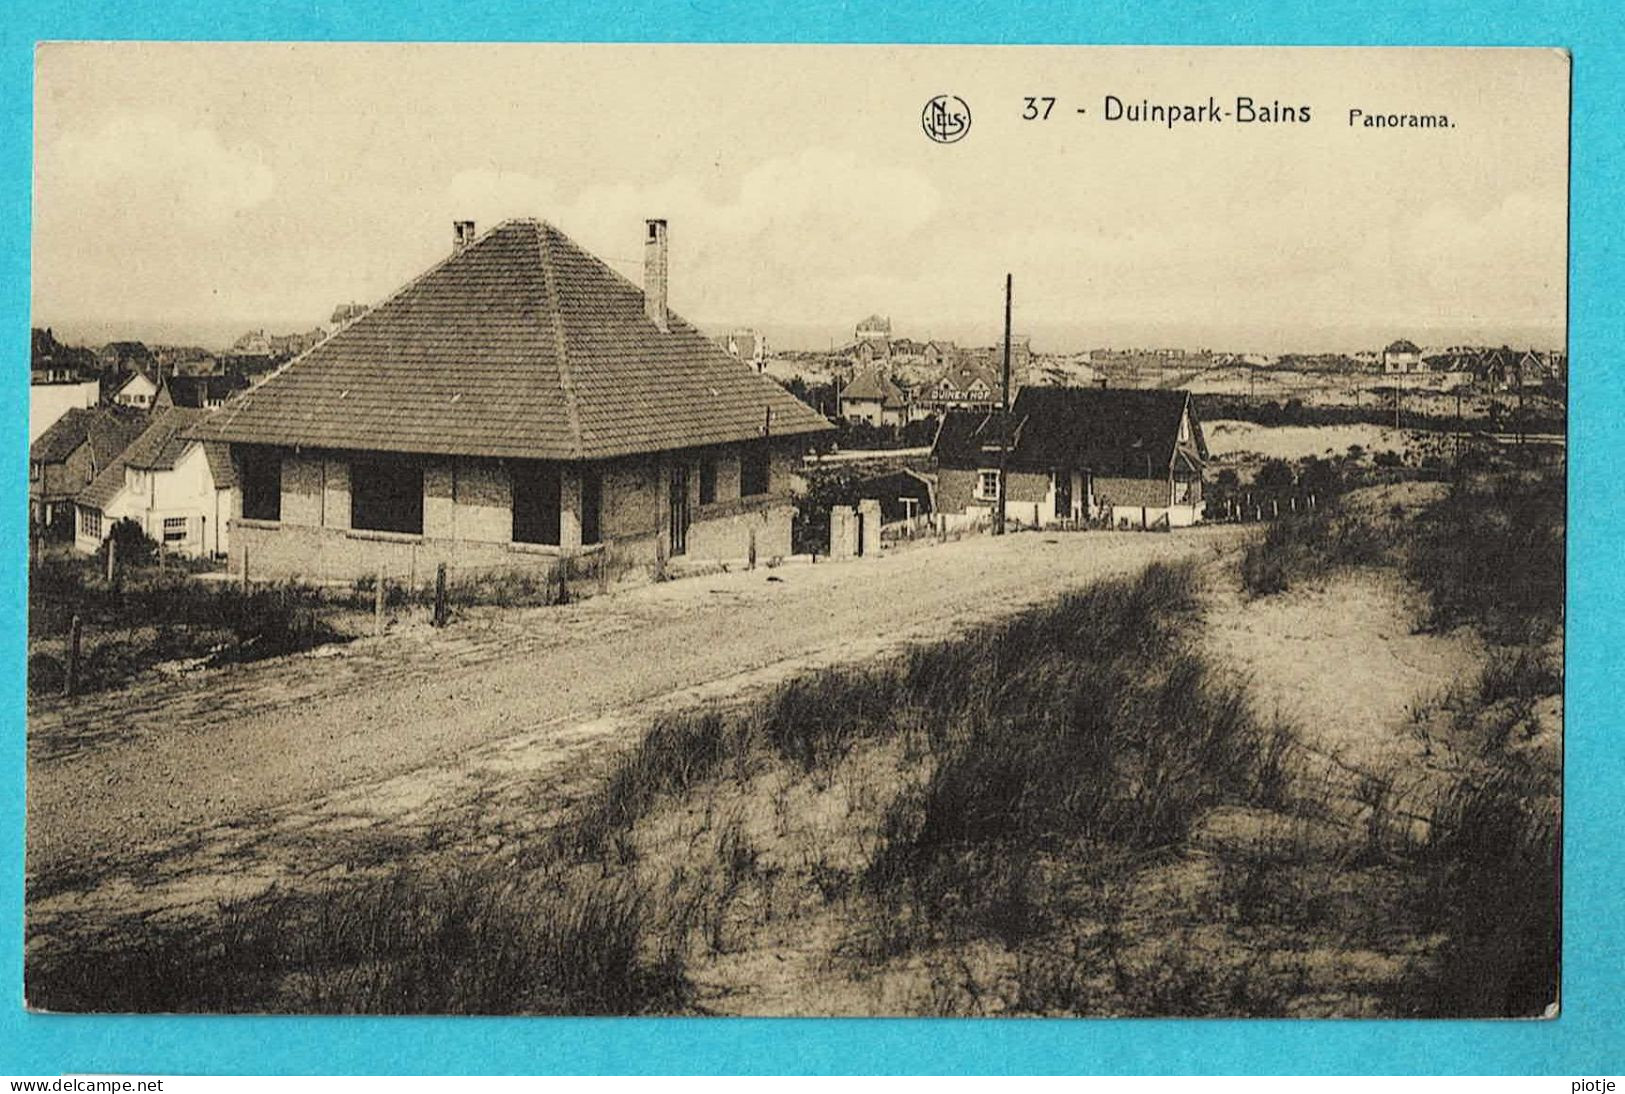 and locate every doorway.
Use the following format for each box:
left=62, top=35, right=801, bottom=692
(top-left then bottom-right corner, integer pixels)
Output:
left=1054, top=469, right=1073, bottom=523
left=668, top=462, right=690, bottom=556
